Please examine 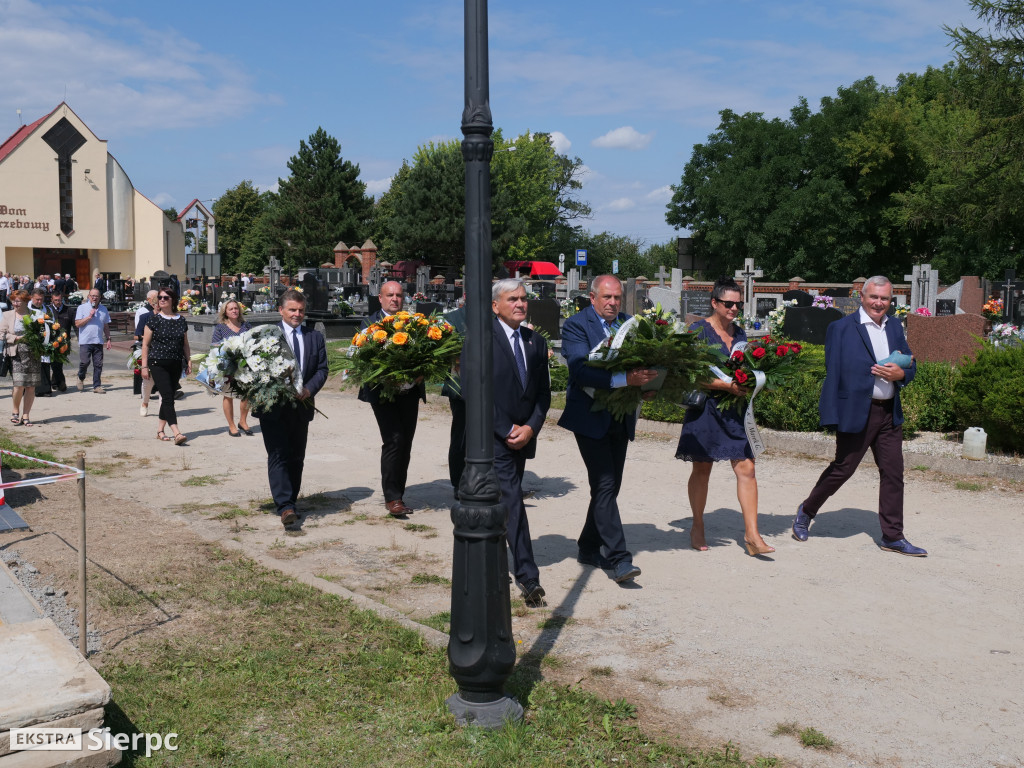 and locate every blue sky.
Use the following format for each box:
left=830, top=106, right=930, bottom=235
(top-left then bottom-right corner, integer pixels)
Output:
left=1, top=0, right=974, bottom=251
